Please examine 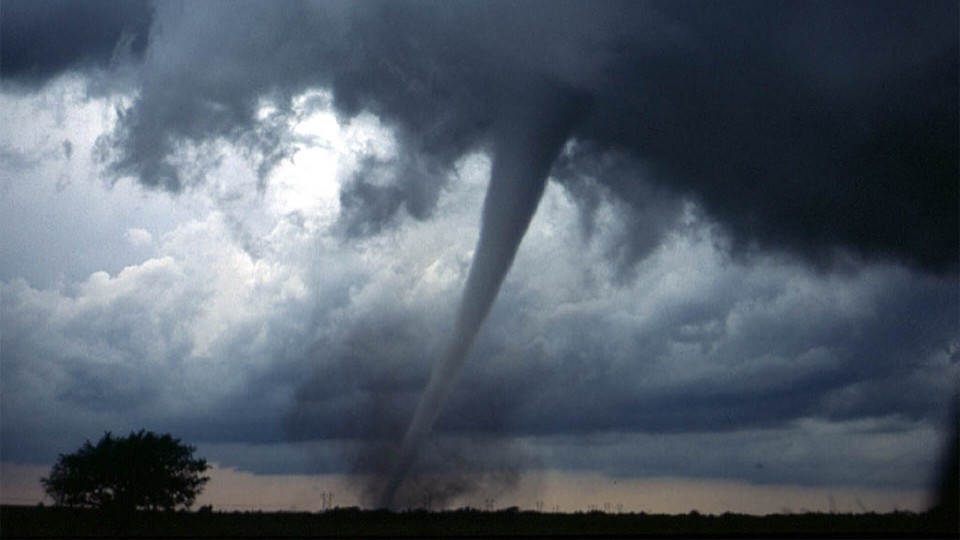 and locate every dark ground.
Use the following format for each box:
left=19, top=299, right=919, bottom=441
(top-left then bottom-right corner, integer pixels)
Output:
left=1, top=504, right=956, bottom=538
